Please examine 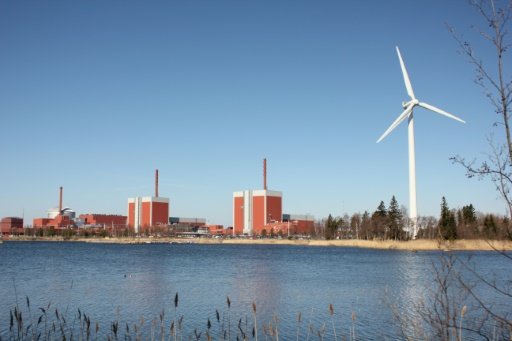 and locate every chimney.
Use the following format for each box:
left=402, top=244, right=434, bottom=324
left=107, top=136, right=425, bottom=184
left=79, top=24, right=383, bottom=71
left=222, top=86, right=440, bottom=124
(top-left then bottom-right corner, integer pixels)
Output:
left=59, top=186, right=63, bottom=213
left=263, top=158, right=267, bottom=190
left=155, top=169, right=159, bottom=197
